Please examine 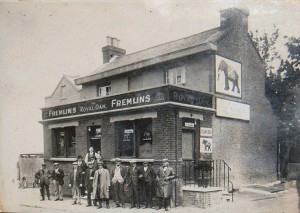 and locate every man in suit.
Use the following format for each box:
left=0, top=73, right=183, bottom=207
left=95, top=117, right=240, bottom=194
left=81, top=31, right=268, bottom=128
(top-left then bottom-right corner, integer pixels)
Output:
left=52, top=162, right=65, bottom=201
left=111, top=158, right=126, bottom=208
left=77, top=155, right=88, bottom=197
left=35, top=163, right=52, bottom=201
left=85, top=162, right=96, bottom=207
left=69, top=162, right=83, bottom=205
left=93, top=161, right=111, bottom=209
left=127, top=159, right=141, bottom=209
left=140, top=161, right=156, bottom=208
left=156, top=159, right=175, bottom=211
